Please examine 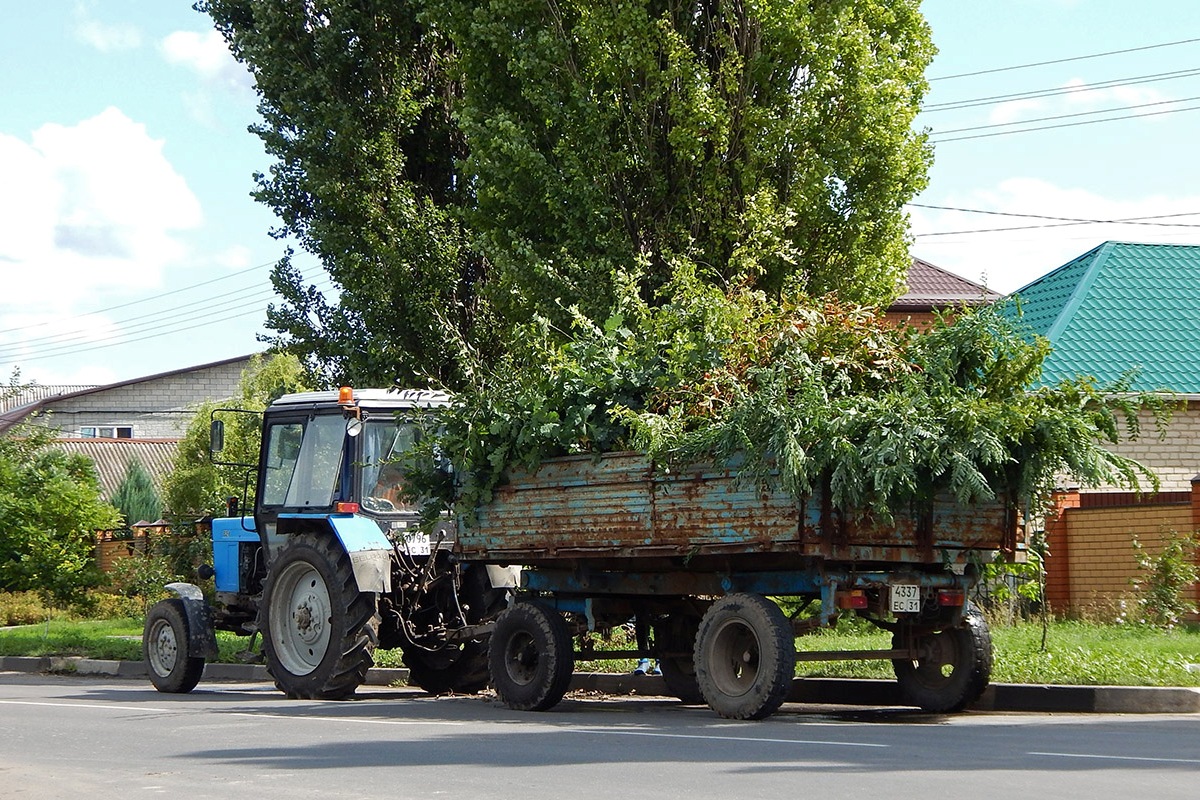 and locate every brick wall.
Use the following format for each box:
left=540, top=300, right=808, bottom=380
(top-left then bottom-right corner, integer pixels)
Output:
left=1044, top=481, right=1200, bottom=618
left=1093, top=400, right=1200, bottom=493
